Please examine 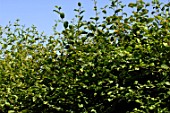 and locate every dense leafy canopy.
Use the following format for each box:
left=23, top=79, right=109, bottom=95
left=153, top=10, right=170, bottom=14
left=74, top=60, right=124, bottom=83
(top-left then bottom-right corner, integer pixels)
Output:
left=0, top=0, right=170, bottom=112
